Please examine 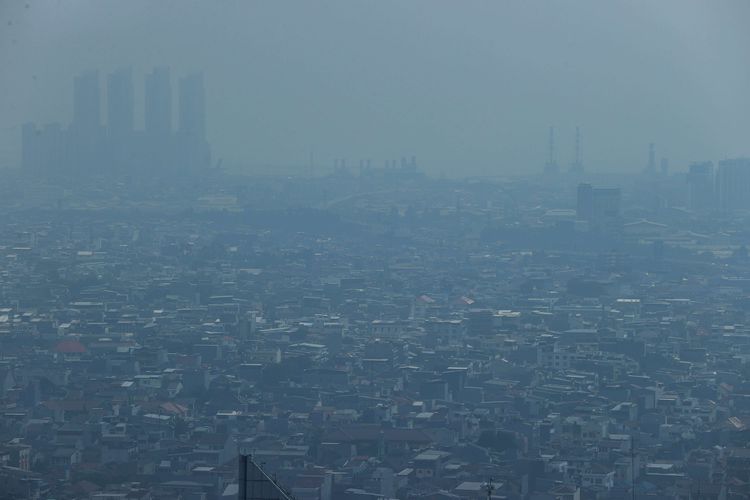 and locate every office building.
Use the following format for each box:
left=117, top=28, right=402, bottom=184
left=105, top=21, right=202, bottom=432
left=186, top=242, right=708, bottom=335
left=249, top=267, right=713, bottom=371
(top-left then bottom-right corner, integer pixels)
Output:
left=577, top=183, right=621, bottom=229
left=21, top=67, right=212, bottom=176
left=717, top=158, right=750, bottom=211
